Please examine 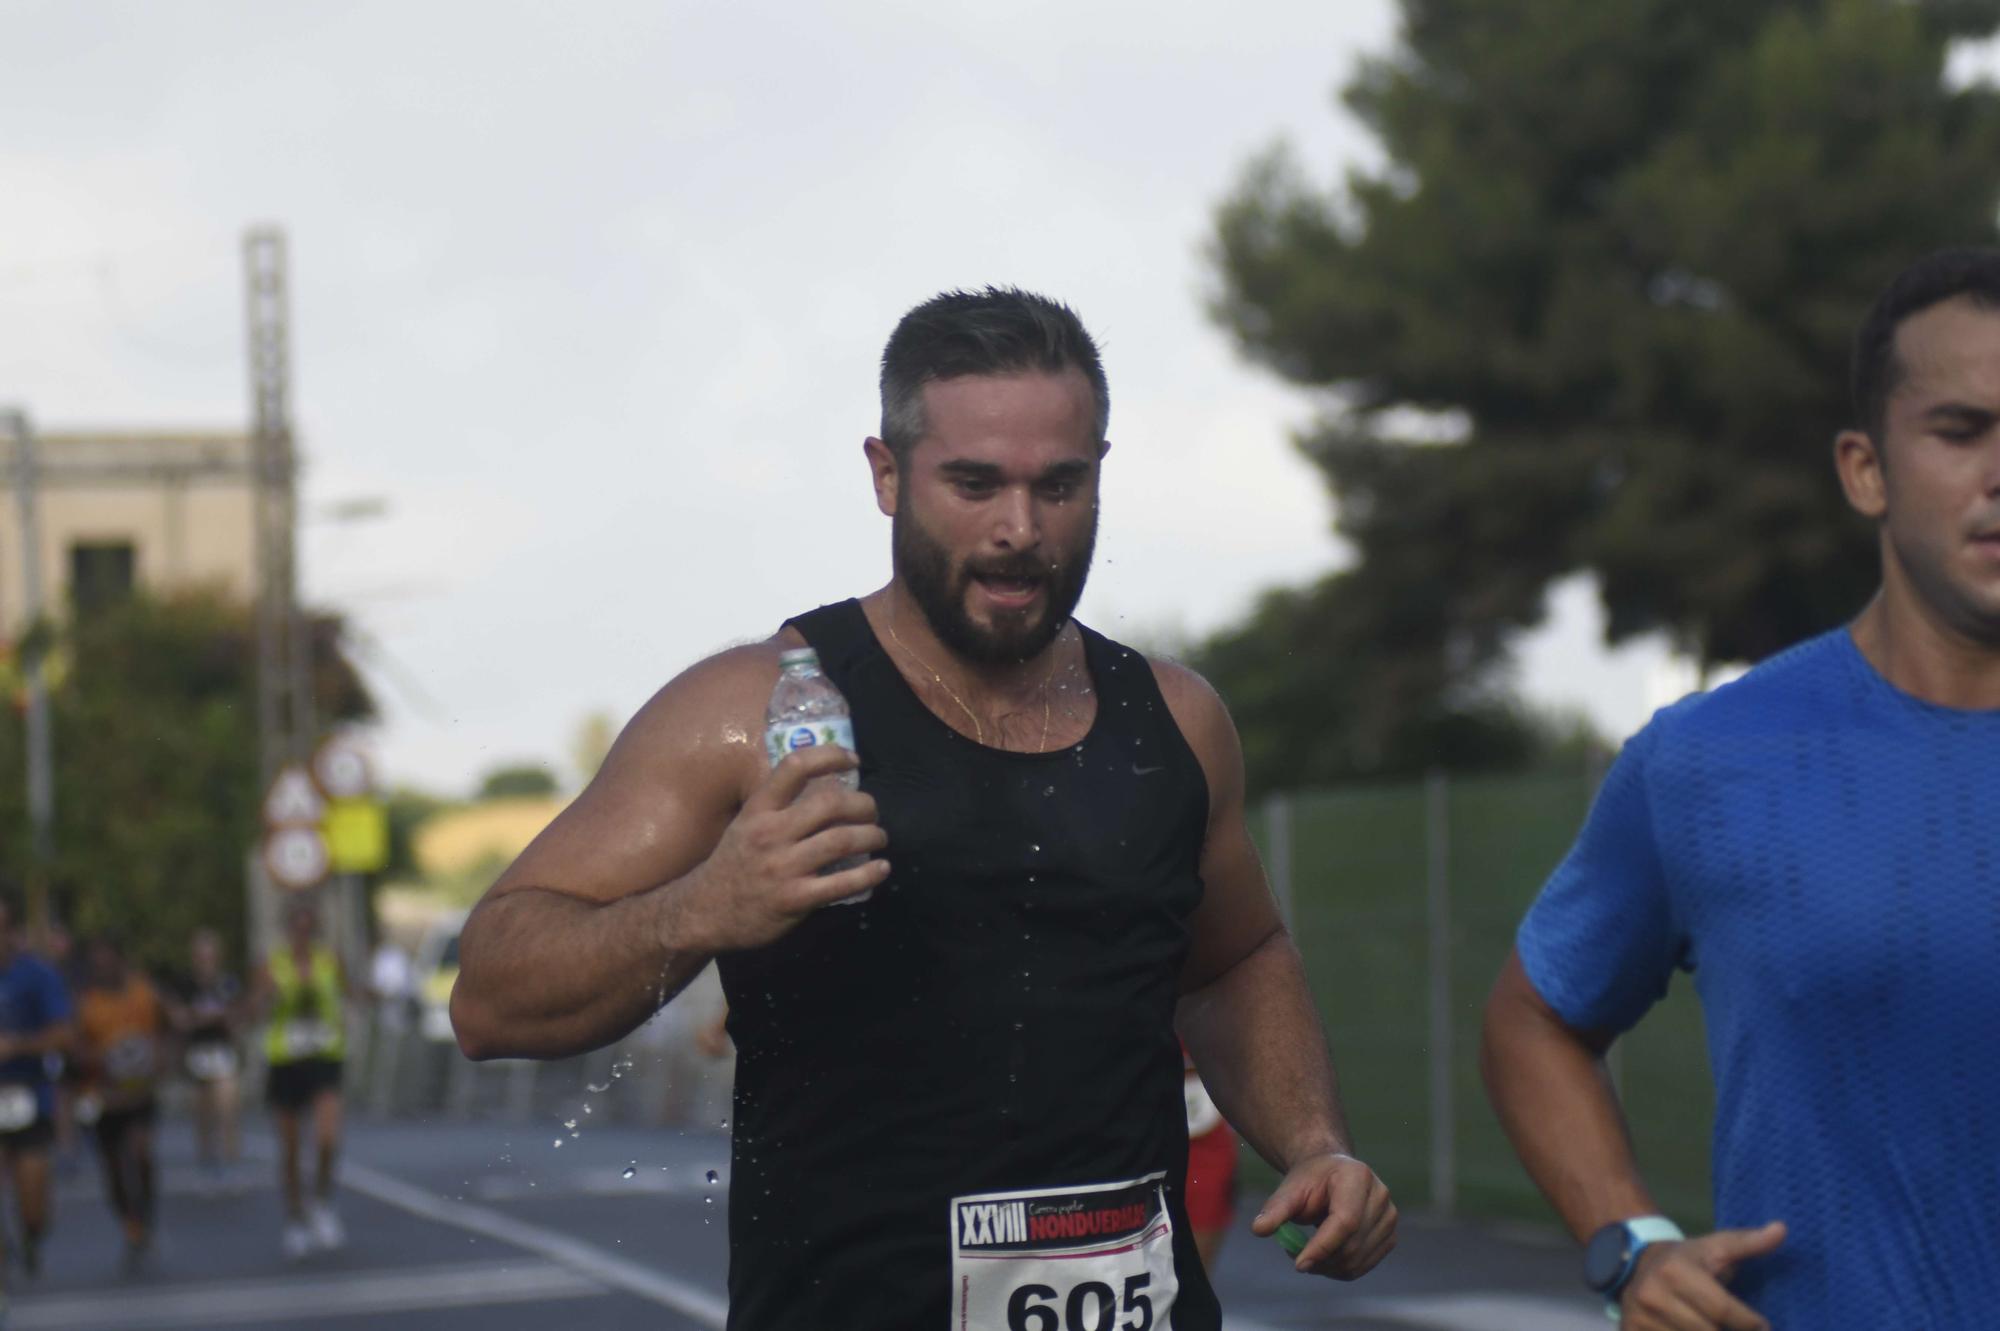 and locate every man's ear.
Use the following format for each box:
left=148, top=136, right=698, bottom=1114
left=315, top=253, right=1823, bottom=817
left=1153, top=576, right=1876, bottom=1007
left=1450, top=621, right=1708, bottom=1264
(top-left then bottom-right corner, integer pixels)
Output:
left=1834, top=427, right=1888, bottom=521
left=864, top=437, right=900, bottom=517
